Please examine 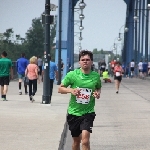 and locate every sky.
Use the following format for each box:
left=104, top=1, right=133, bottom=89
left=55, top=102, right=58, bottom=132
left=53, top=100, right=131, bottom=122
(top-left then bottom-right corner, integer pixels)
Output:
left=0, top=0, right=126, bottom=53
